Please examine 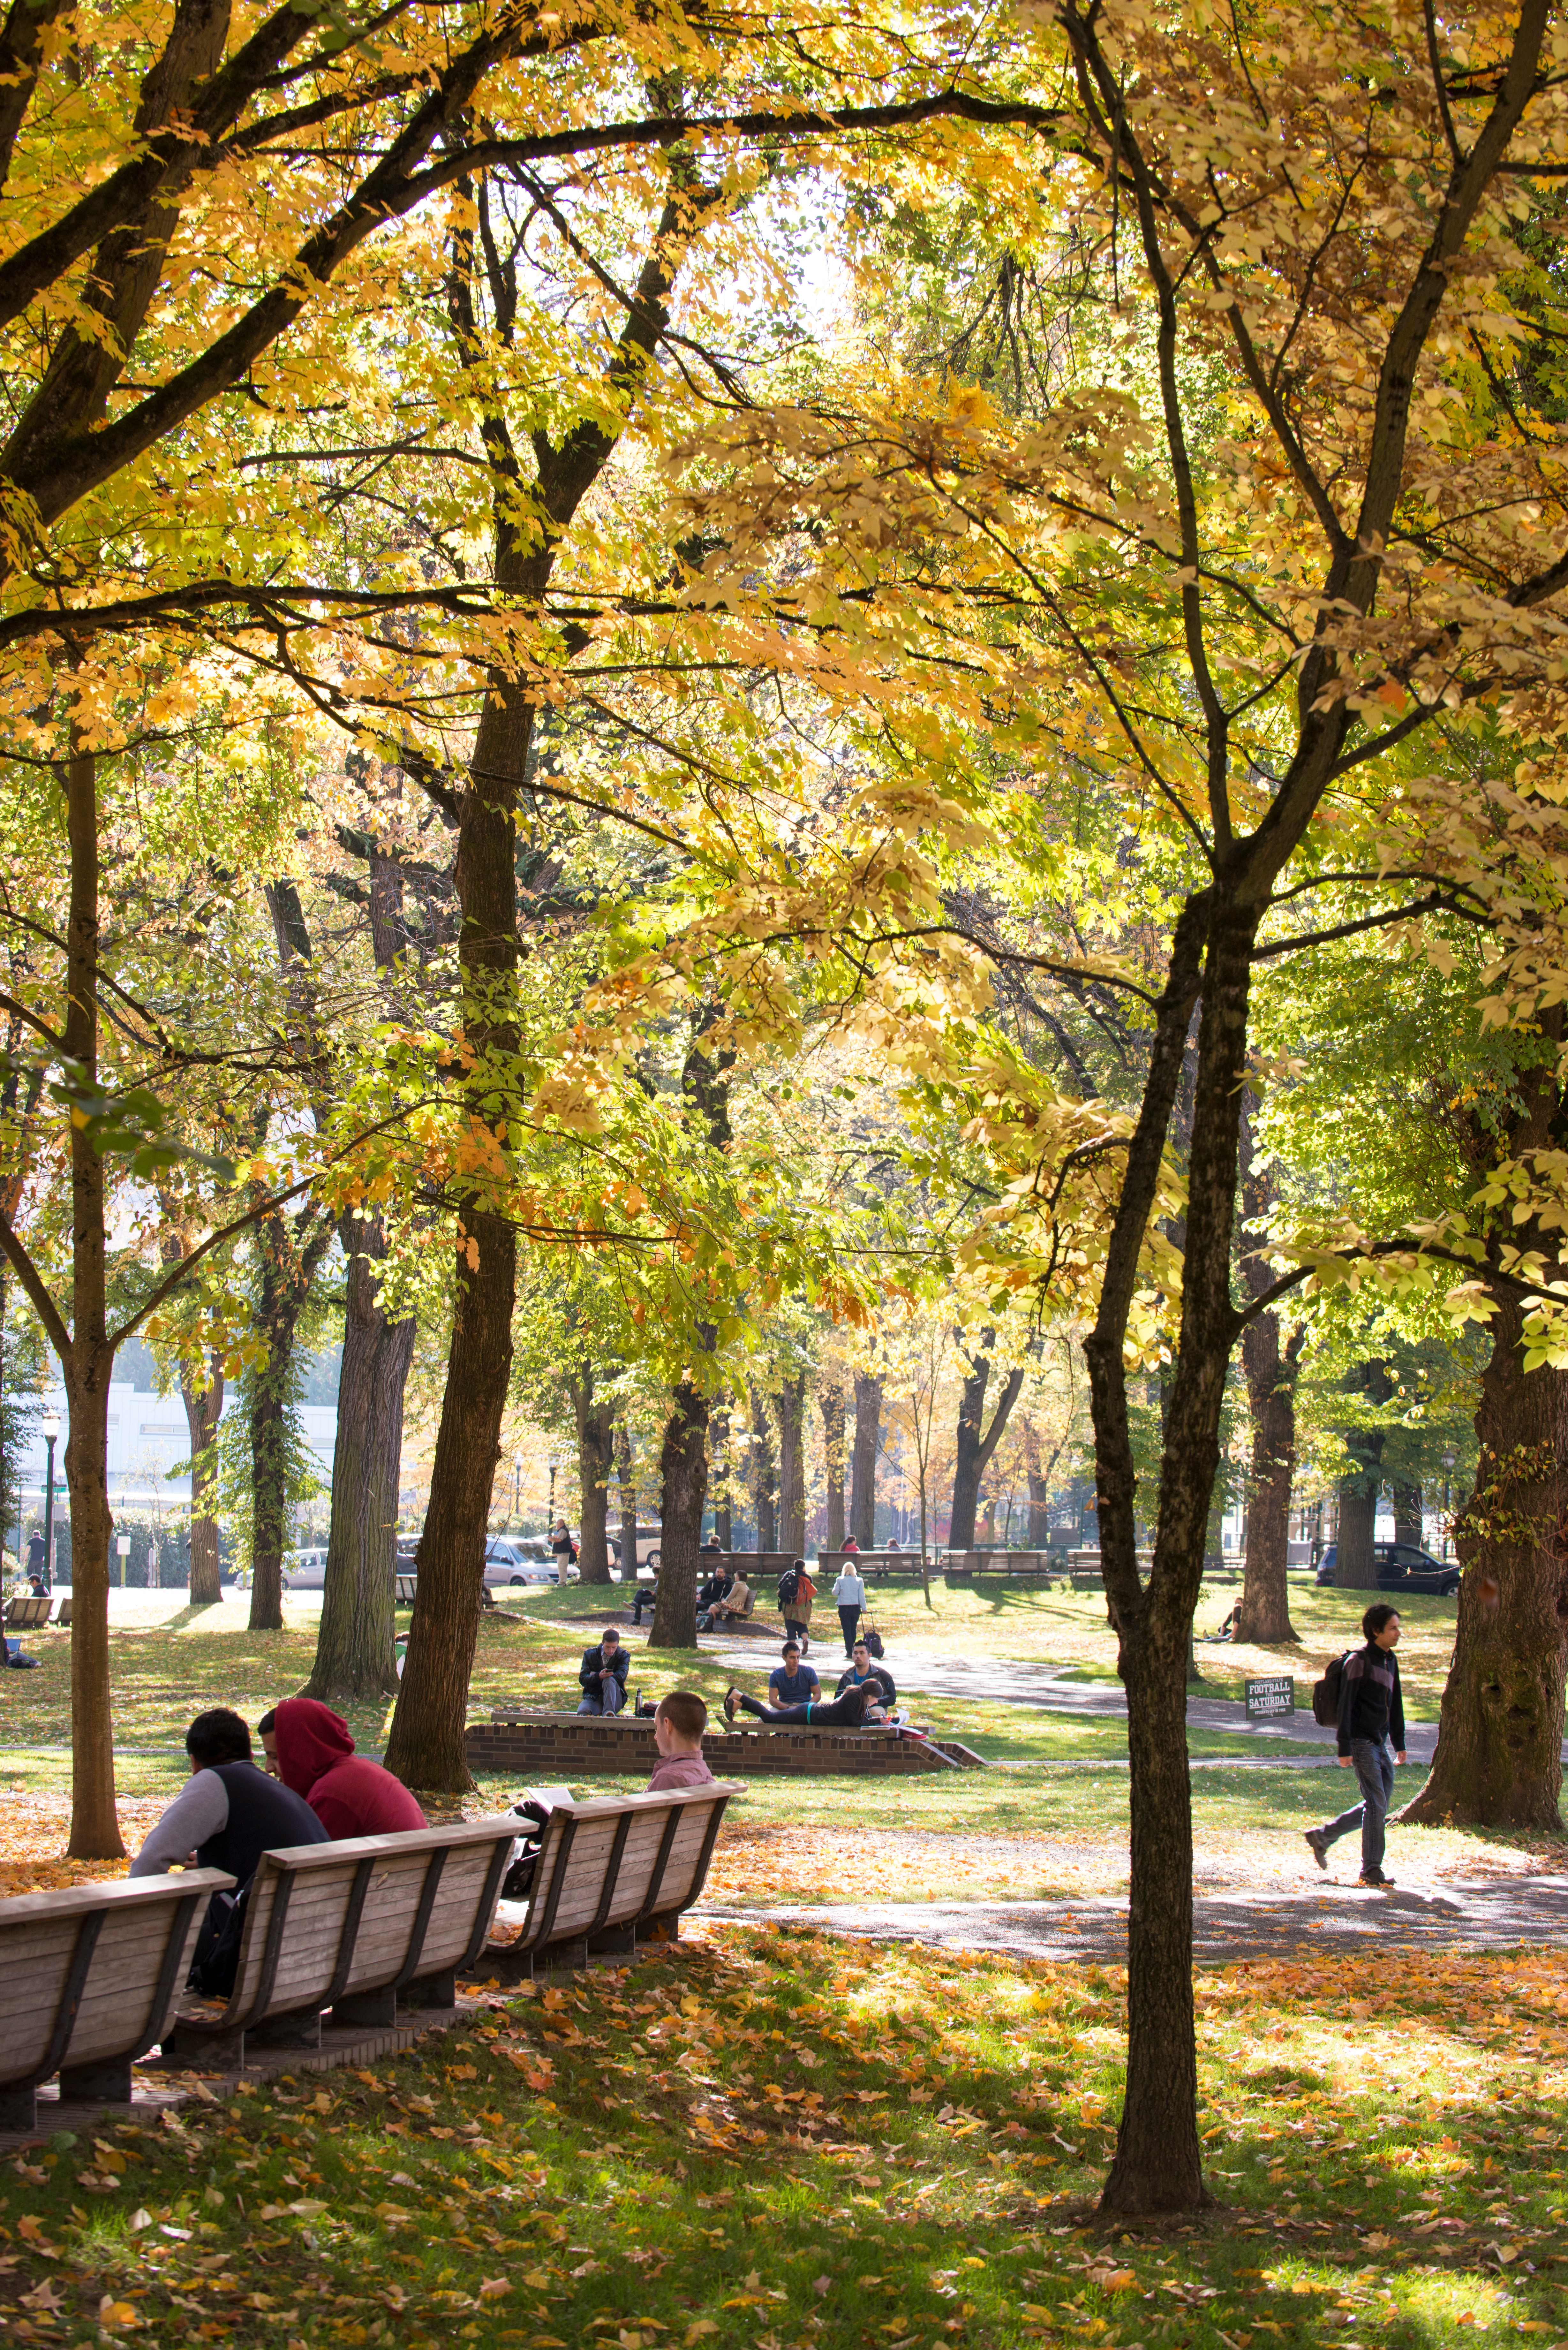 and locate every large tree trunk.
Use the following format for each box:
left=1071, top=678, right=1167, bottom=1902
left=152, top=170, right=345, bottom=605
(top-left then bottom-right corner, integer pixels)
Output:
left=820, top=1378, right=846, bottom=1548
left=777, top=1369, right=806, bottom=1555
left=569, top=1361, right=615, bottom=1585
left=180, top=1354, right=224, bottom=1606
left=949, top=1331, right=1025, bottom=1552
left=849, top=1369, right=882, bottom=1546
left=650, top=1379, right=708, bottom=1649
left=749, top=1383, right=777, bottom=1550
left=1336, top=1476, right=1379, bottom=1591
left=60, top=744, right=122, bottom=1857
left=1404, top=1294, right=1568, bottom=1829
left=246, top=1201, right=333, bottom=1633
left=305, top=1213, right=413, bottom=1700
left=1025, top=1421, right=1051, bottom=1546
left=1236, top=1323, right=1299, bottom=1640
left=711, top=1405, right=732, bottom=1547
